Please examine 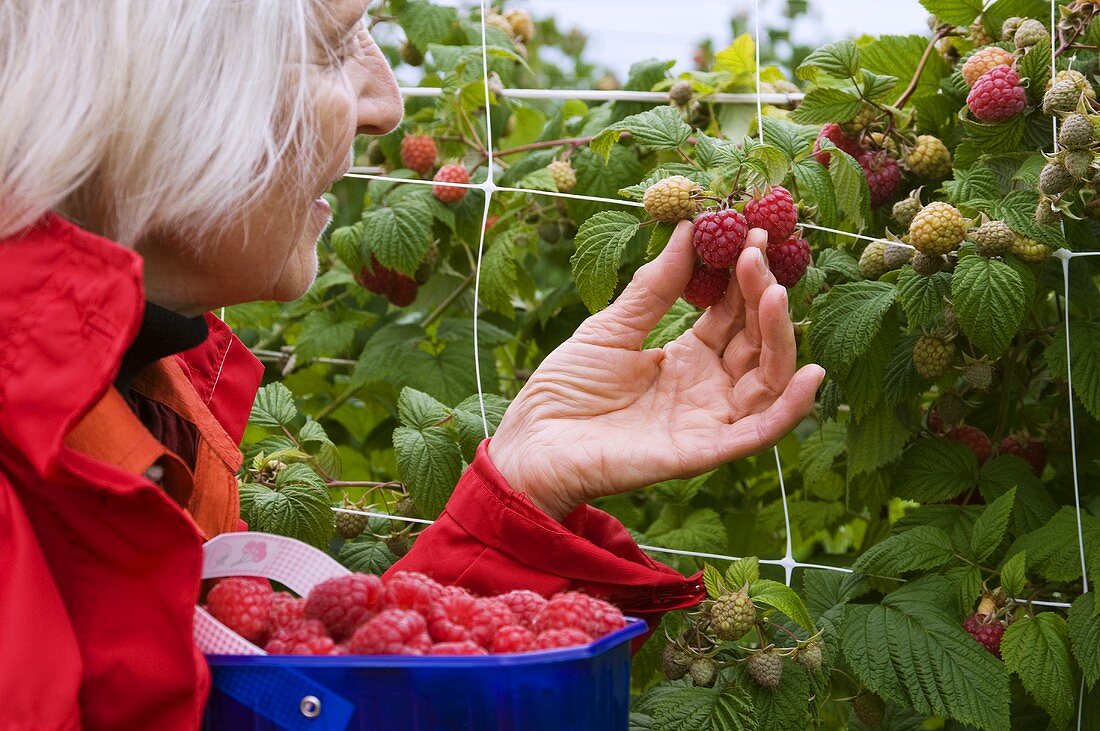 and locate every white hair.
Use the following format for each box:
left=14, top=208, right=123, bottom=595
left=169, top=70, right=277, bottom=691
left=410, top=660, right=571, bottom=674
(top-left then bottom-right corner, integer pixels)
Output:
left=0, top=0, right=332, bottom=247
